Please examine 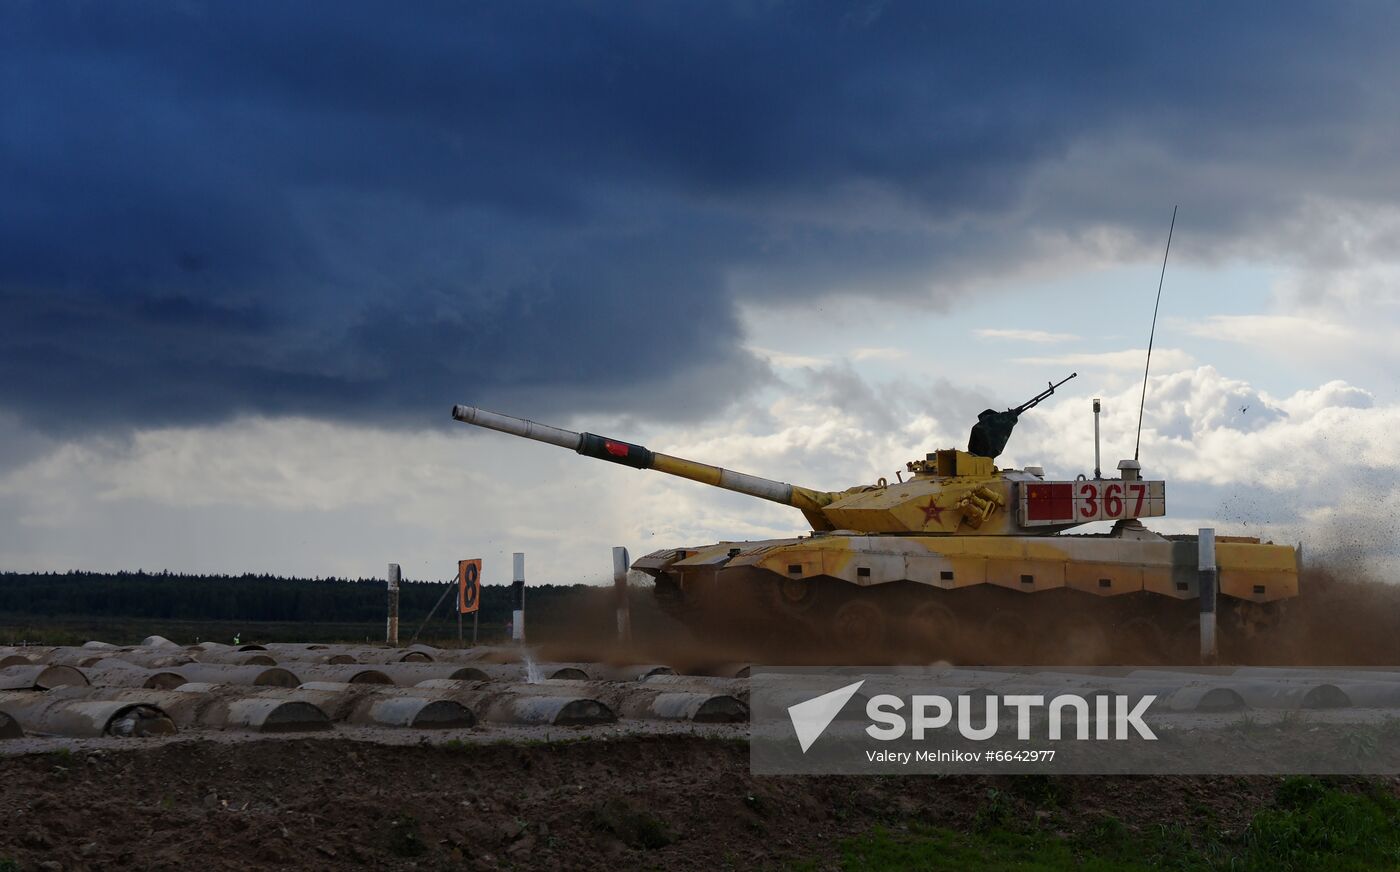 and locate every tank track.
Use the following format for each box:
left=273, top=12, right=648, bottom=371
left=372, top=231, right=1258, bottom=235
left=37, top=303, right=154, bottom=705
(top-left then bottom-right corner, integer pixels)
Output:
left=651, top=567, right=1285, bottom=665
